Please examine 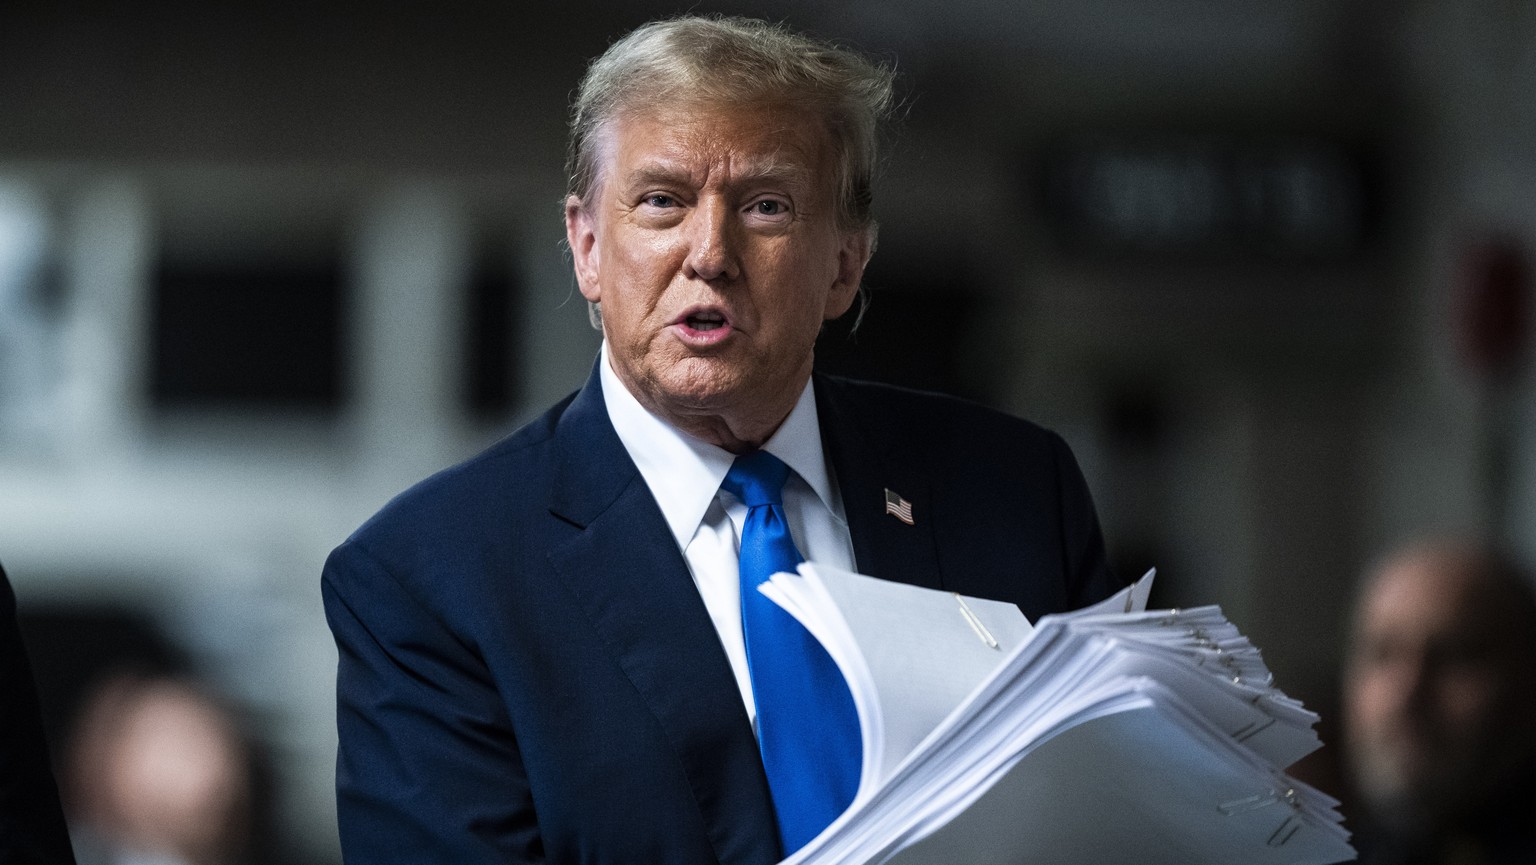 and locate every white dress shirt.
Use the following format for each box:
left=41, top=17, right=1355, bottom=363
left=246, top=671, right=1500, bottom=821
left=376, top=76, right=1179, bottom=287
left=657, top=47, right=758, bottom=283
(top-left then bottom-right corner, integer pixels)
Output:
left=599, top=343, right=858, bottom=723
